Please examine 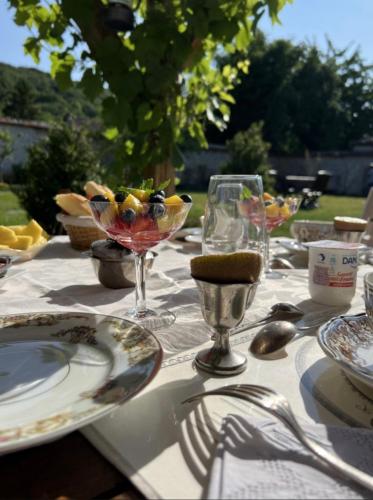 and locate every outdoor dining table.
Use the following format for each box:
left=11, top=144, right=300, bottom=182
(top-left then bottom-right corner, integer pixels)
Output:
left=0, top=235, right=372, bottom=499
